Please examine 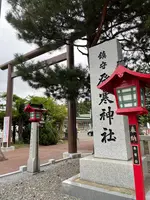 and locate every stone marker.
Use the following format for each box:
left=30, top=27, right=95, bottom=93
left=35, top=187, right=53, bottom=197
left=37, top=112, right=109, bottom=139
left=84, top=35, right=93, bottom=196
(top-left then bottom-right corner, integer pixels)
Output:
left=80, top=39, right=148, bottom=189
left=90, top=39, right=131, bottom=160
left=62, top=39, right=149, bottom=200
